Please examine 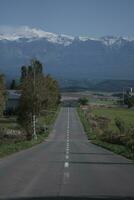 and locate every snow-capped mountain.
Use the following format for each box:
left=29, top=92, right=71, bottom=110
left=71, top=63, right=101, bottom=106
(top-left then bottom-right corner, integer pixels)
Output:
left=0, top=26, right=134, bottom=46
left=0, top=26, right=74, bottom=46
left=0, top=26, right=134, bottom=82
